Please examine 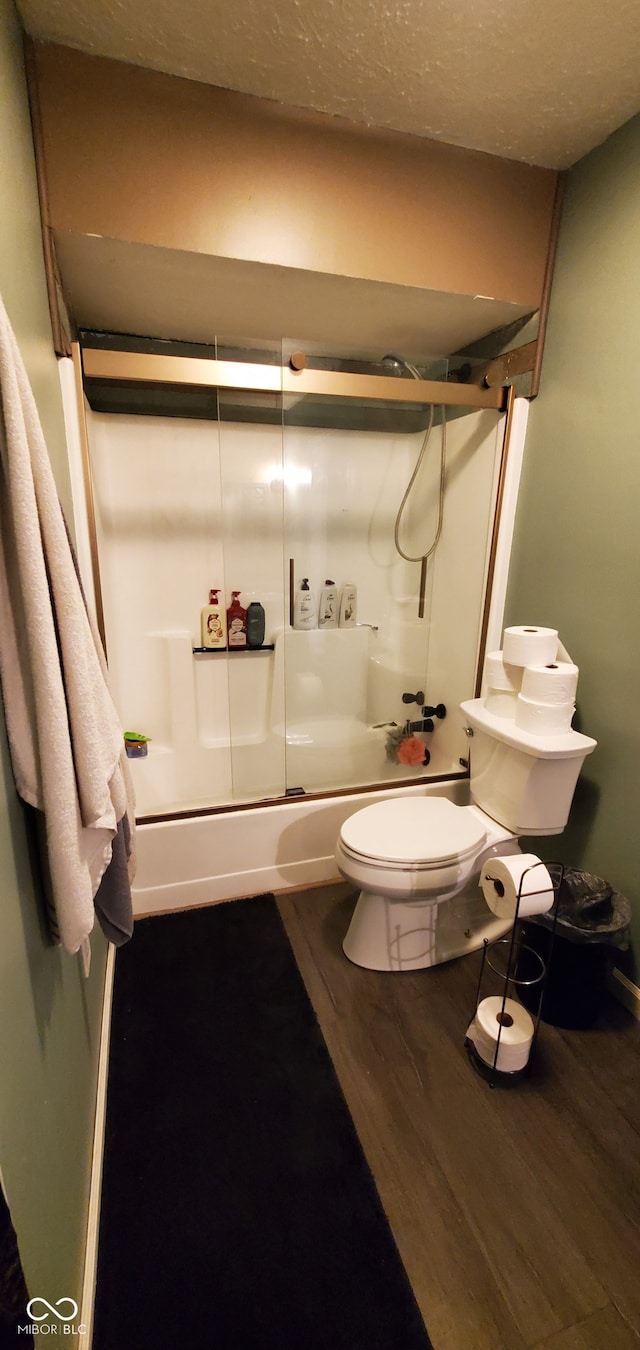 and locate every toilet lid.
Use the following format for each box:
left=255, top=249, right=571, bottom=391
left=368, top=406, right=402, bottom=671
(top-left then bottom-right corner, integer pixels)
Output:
left=340, top=798, right=486, bottom=866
